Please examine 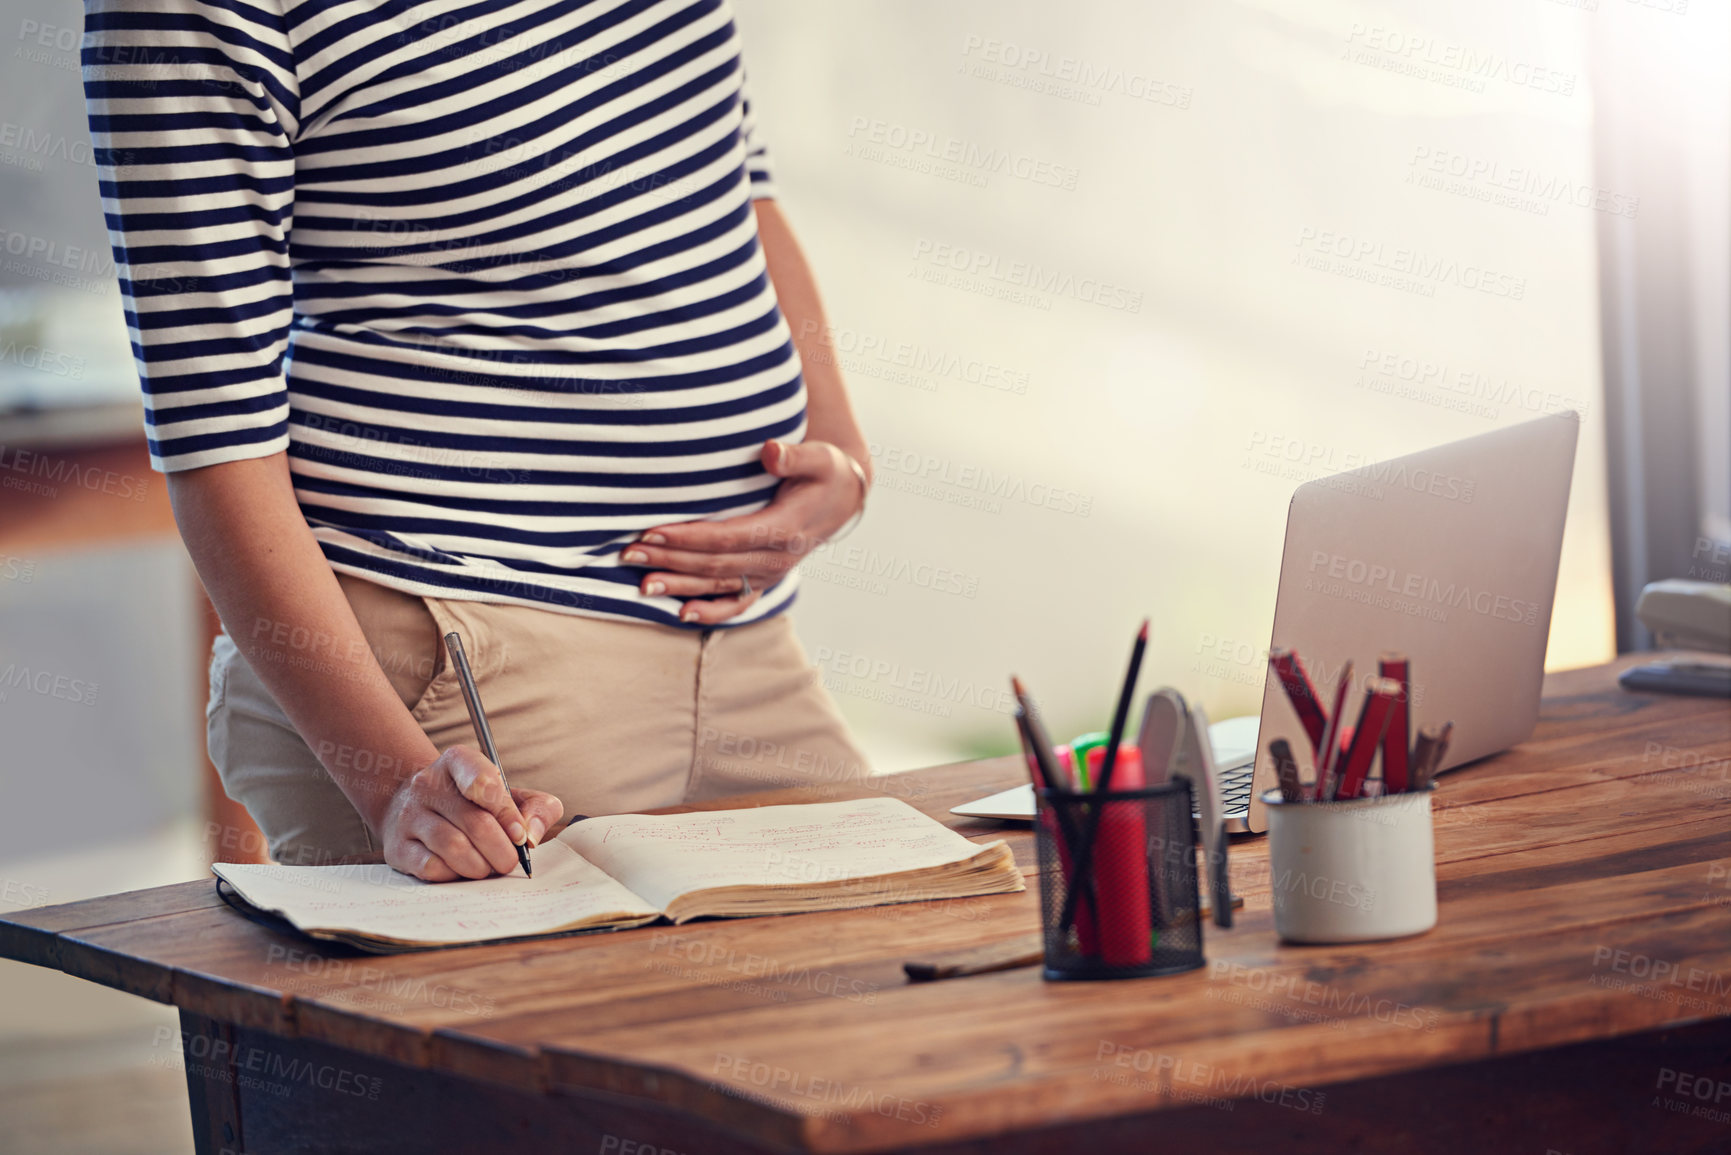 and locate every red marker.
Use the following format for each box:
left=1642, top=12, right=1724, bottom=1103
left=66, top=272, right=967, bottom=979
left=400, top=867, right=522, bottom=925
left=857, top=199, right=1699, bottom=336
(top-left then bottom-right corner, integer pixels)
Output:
left=1087, top=745, right=1151, bottom=966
